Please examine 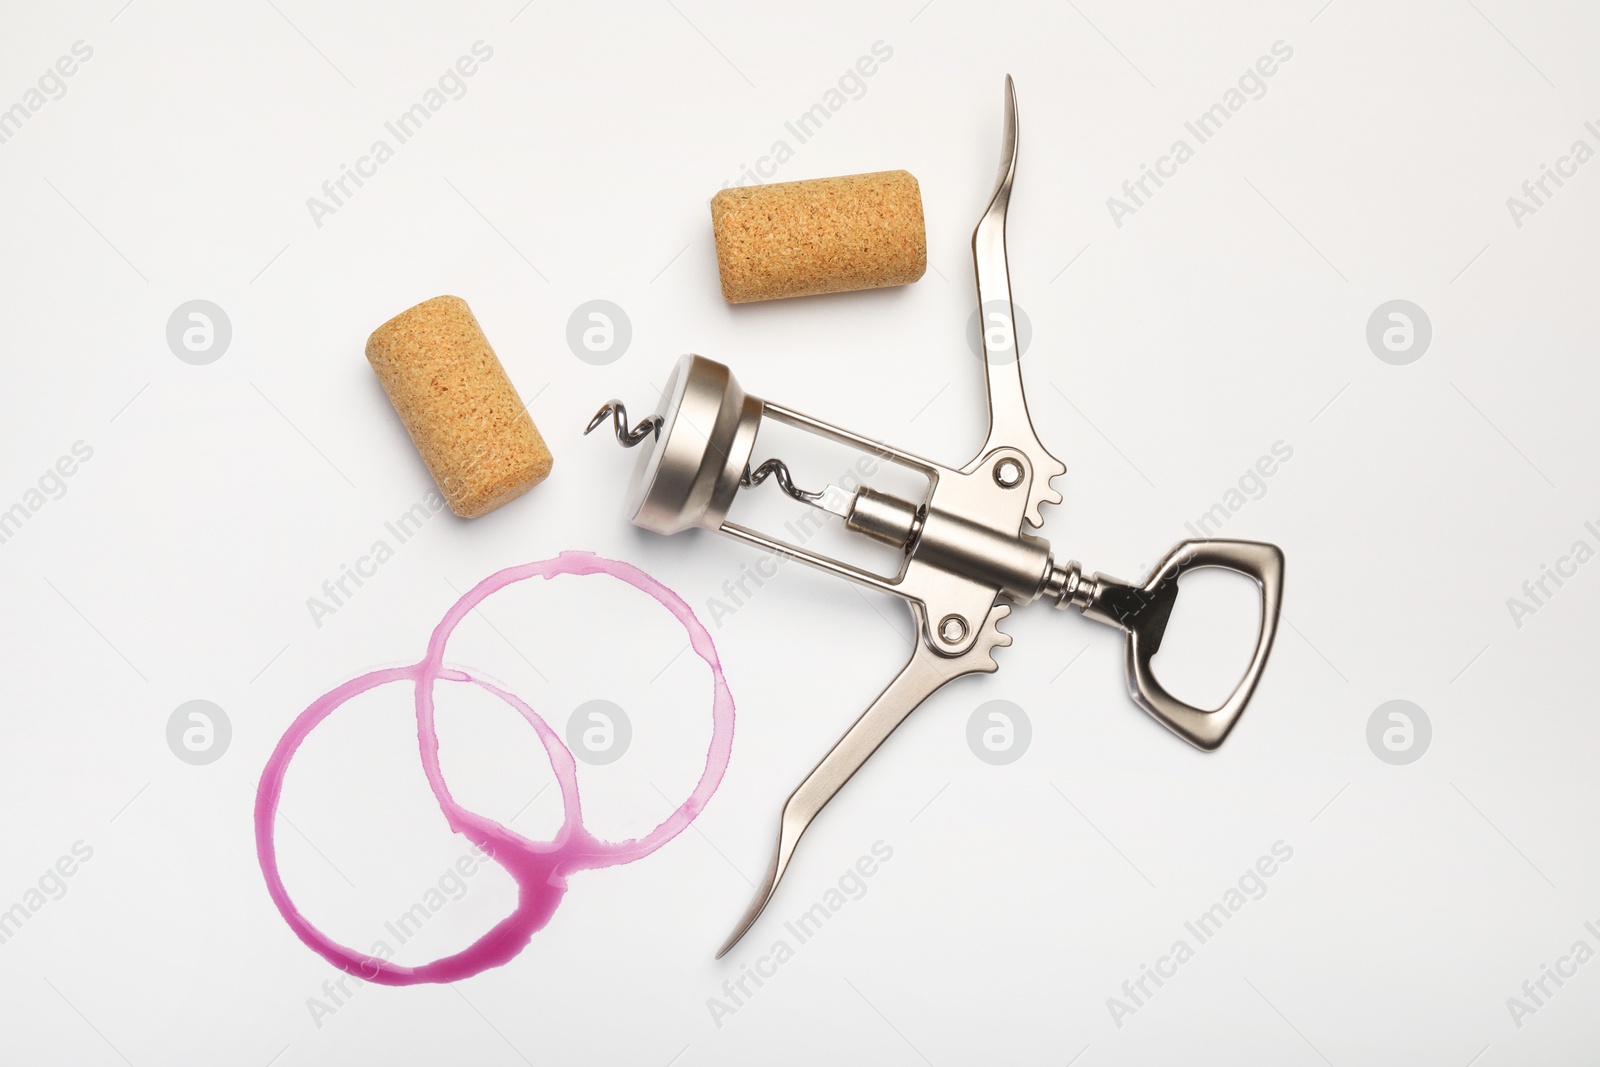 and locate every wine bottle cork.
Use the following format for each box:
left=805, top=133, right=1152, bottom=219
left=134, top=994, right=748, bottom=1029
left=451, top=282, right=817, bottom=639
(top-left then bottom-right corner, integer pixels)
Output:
left=710, top=170, right=927, bottom=303
left=365, top=295, right=552, bottom=518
